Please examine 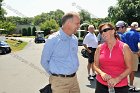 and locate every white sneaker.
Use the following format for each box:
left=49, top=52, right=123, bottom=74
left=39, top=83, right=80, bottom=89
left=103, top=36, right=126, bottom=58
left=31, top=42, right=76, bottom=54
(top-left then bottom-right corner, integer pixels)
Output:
left=129, top=85, right=140, bottom=92
left=92, top=73, right=96, bottom=78
left=88, top=75, right=94, bottom=80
